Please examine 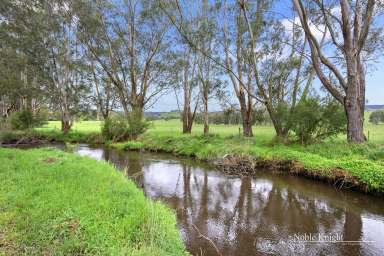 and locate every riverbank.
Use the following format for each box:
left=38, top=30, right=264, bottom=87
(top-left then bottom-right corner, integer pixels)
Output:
left=0, top=129, right=103, bottom=145
left=111, top=132, right=384, bottom=195
left=1, top=120, right=384, bottom=195
left=0, top=147, right=187, bottom=255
